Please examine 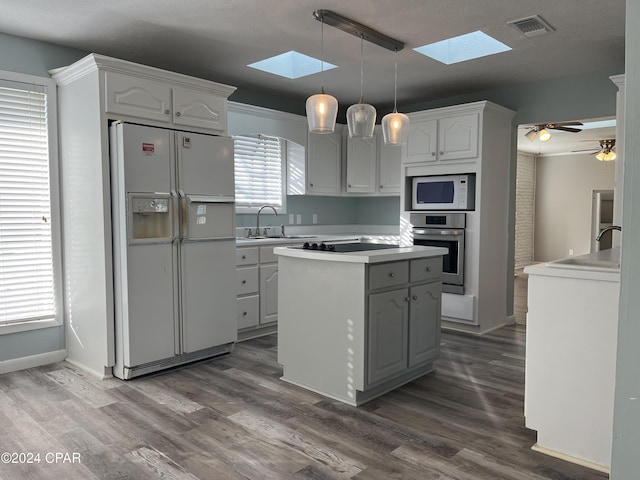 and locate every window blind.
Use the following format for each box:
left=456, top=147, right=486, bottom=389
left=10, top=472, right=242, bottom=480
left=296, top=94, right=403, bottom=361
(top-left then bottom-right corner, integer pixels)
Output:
left=233, top=134, right=283, bottom=209
left=0, top=80, right=56, bottom=326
